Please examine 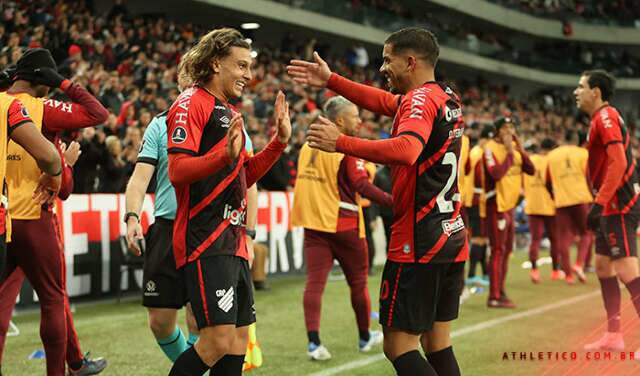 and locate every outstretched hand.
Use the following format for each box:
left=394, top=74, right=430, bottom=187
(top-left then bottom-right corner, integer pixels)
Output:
left=307, top=116, right=342, bottom=153
left=274, top=90, right=291, bottom=144
left=287, top=52, right=332, bottom=88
